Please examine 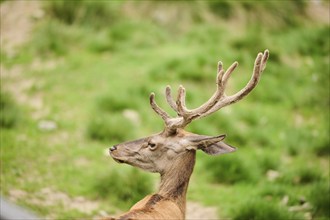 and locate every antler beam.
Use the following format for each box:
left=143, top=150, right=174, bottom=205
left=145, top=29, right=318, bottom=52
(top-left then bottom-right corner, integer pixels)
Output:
left=150, top=50, right=269, bottom=134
